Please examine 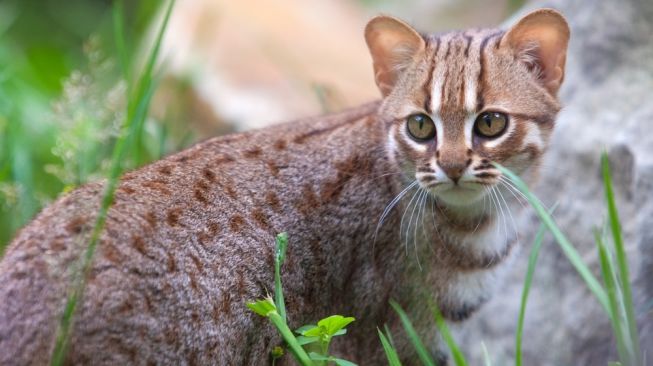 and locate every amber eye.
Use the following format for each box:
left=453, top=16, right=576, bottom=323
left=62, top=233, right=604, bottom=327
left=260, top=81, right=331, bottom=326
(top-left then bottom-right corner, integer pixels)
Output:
left=406, top=114, right=436, bottom=141
left=474, top=112, right=508, bottom=138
